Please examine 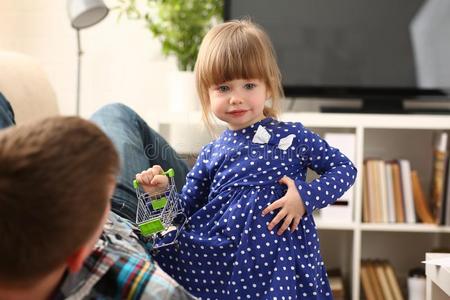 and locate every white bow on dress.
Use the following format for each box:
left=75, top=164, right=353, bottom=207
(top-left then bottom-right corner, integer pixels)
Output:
left=252, top=125, right=296, bottom=150
left=252, top=125, right=271, bottom=144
